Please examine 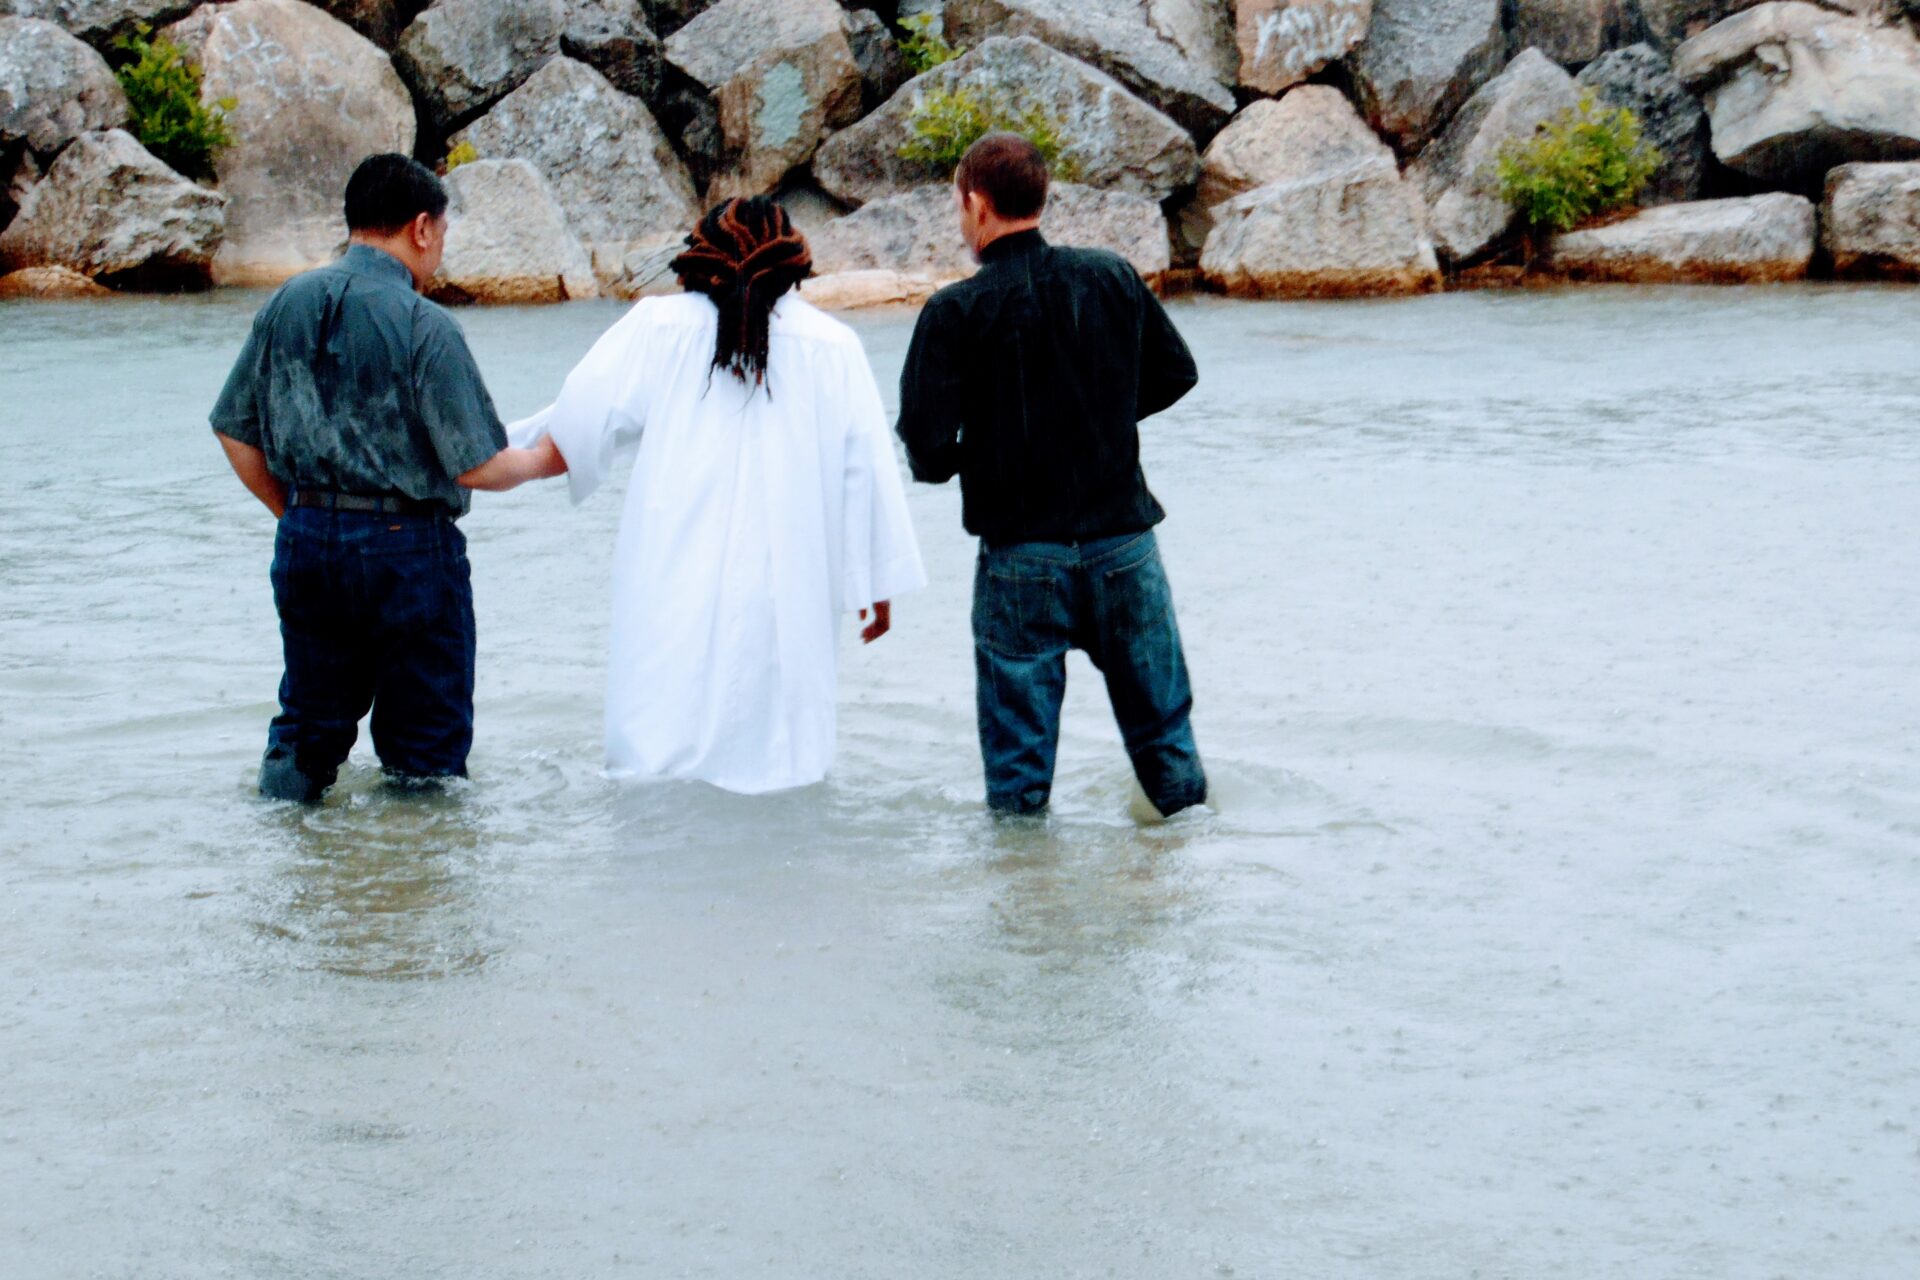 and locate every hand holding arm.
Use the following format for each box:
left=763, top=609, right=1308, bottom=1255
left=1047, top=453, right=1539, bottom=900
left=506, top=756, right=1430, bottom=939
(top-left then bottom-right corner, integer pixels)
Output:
left=216, top=433, right=287, bottom=518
